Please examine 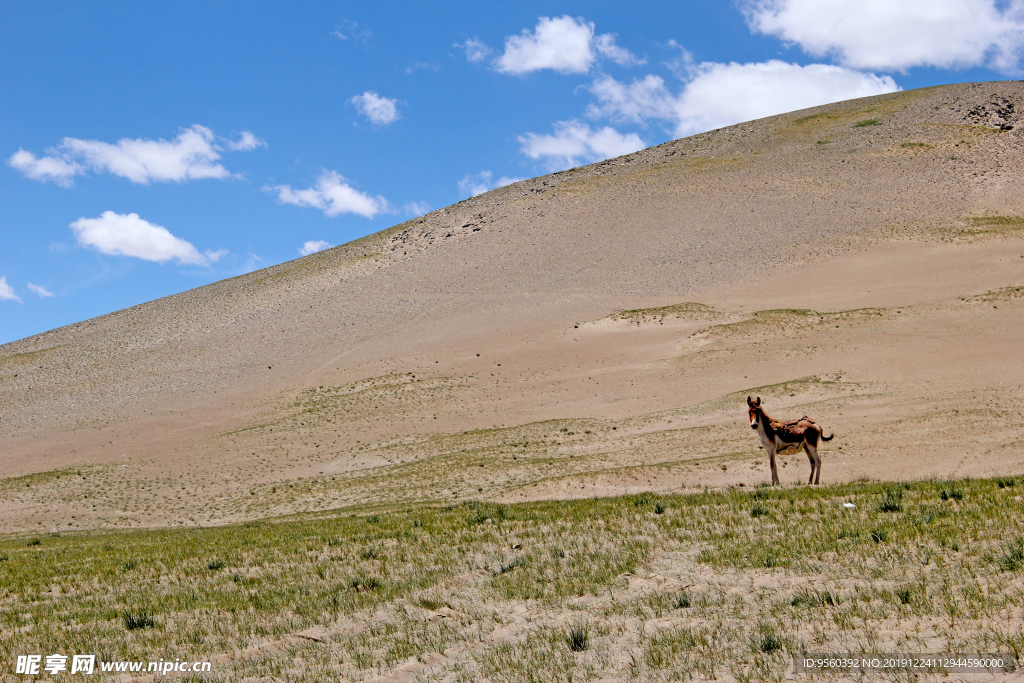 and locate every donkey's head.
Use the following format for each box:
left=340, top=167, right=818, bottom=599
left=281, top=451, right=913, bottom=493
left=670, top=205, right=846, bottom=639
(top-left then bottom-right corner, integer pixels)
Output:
left=746, top=396, right=762, bottom=430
